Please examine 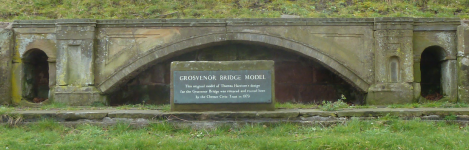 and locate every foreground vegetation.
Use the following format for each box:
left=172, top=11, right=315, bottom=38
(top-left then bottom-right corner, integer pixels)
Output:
left=1, top=99, right=468, bottom=112
left=1, top=0, right=468, bottom=22
left=0, top=118, right=468, bottom=149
